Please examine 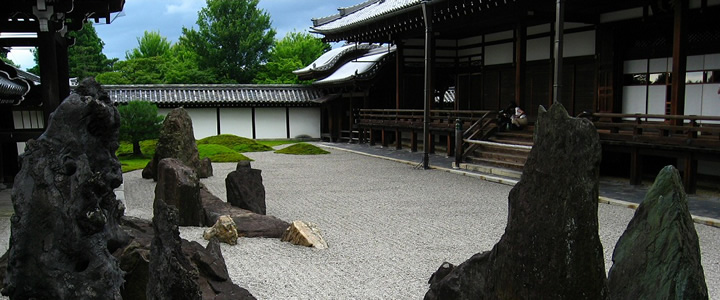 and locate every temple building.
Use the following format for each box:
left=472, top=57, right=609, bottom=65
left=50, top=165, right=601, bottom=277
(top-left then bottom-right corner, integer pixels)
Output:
left=300, top=0, right=720, bottom=193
